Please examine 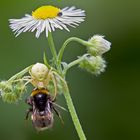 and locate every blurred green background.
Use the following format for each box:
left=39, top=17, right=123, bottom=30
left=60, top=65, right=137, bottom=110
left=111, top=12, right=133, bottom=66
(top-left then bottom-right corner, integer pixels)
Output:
left=0, top=0, right=140, bottom=140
